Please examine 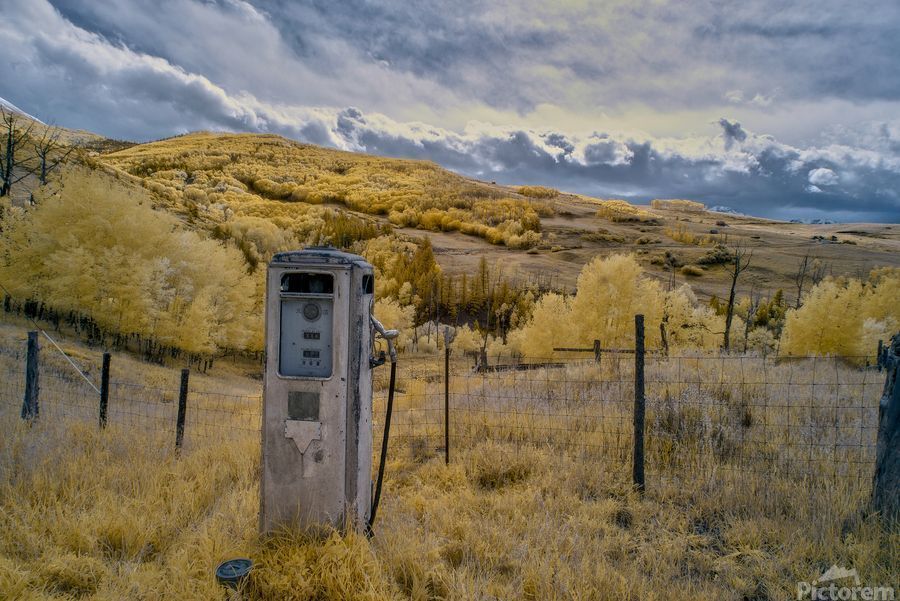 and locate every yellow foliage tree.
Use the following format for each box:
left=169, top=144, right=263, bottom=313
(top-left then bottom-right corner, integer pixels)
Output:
left=0, top=168, right=259, bottom=355
left=516, top=254, right=728, bottom=358
left=781, top=268, right=900, bottom=358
